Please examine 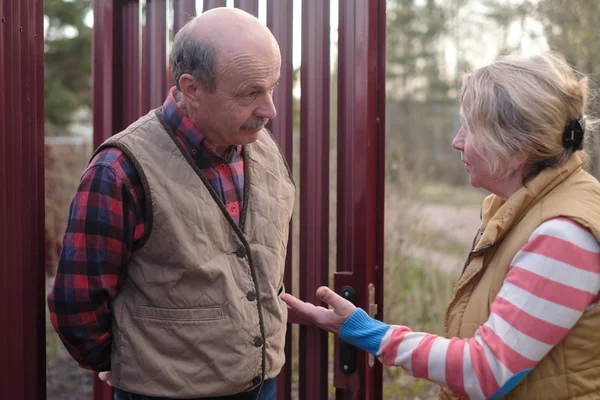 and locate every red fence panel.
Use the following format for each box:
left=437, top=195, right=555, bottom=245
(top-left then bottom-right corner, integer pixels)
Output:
left=123, top=1, right=142, bottom=126
left=174, top=0, right=197, bottom=34
left=298, top=1, right=331, bottom=399
left=88, top=1, right=386, bottom=399
left=144, top=0, right=168, bottom=112
left=266, top=1, right=295, bottom=398
left=334, top=0, right=386, bottom=399
left=203, top=0, right=227, bottom=11
left=93, top=0, right=123, bottom=148
left=234, top=0, right=259, bottom=17
left=0, top=0, right=46, bottom=398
